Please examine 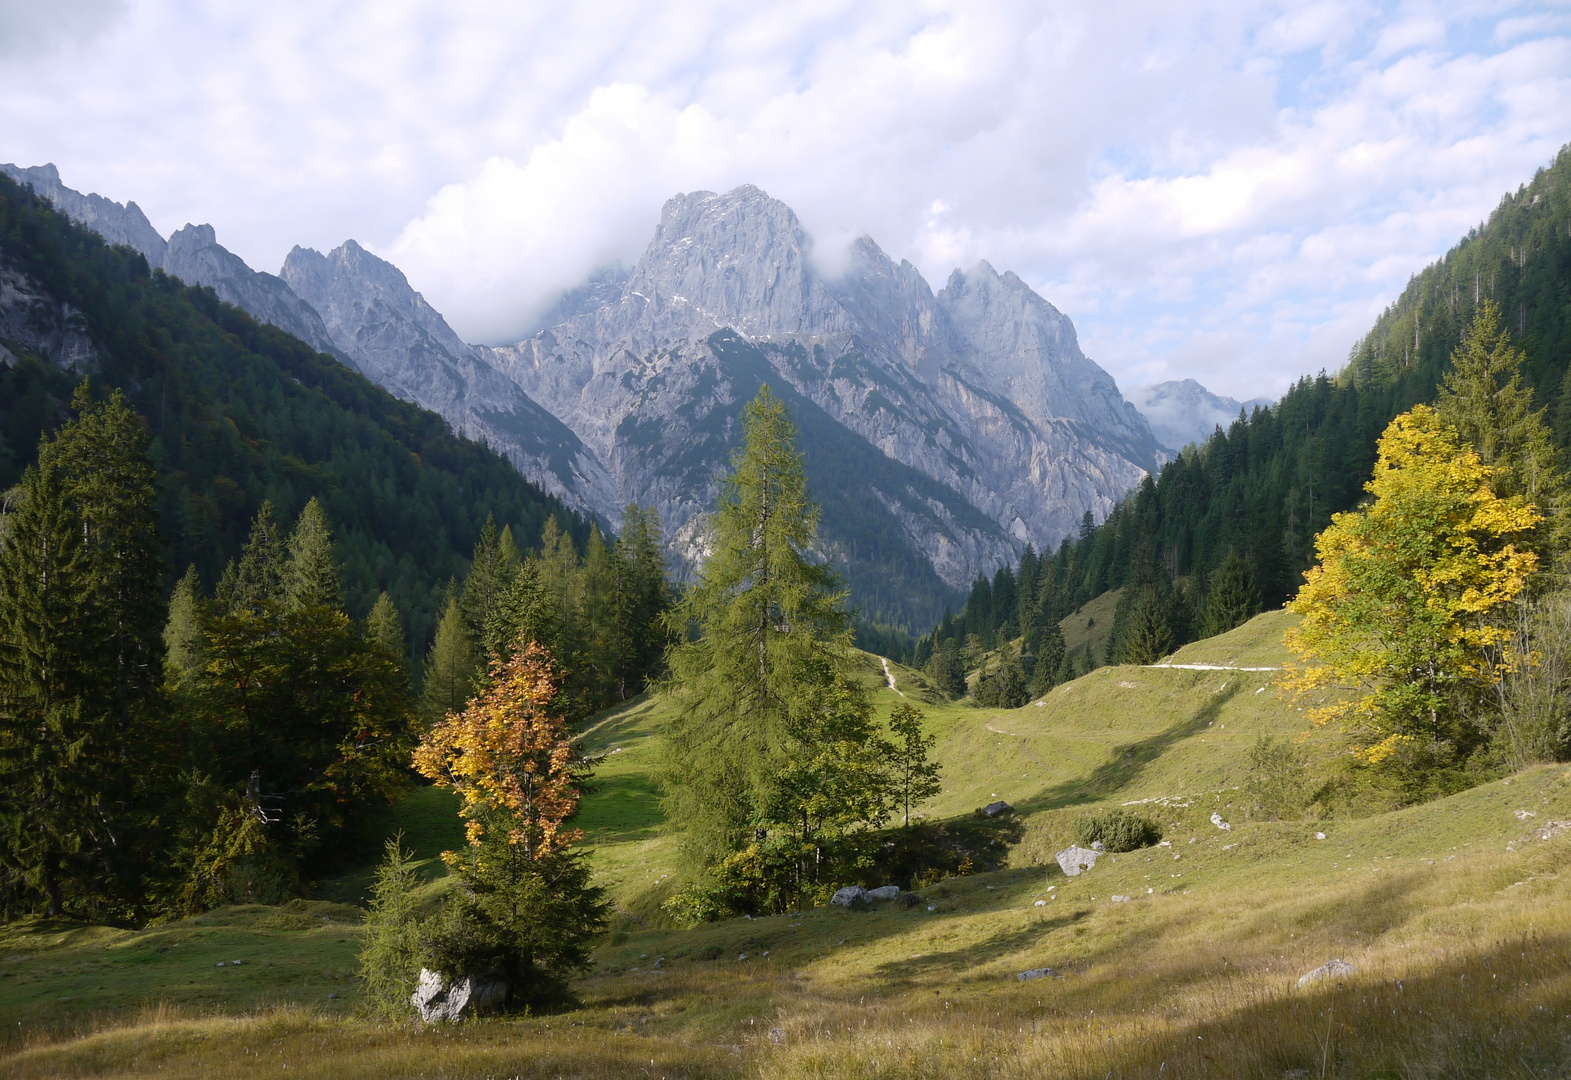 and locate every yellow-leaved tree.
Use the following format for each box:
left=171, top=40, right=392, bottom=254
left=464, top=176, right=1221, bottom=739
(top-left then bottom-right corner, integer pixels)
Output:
left=409, top=642, right=606, bottom=1010
left=1284, top=405, right=1540, bottom=769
